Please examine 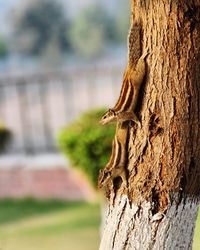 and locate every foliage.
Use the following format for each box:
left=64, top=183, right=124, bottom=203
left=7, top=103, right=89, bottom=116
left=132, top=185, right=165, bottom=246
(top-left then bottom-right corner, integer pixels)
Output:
left=14, top=1, right=130, bottom=59
left=69, top=5, right=116, bottom=58
left=68, top=1, right=130, bottom=59
left=0, top=122, right=11, bottom=152
left=57, top=108, right=115, bottom=188
left=0, top=36, right=8, bottom=58
left=16, top=0, right=70, bottom=55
